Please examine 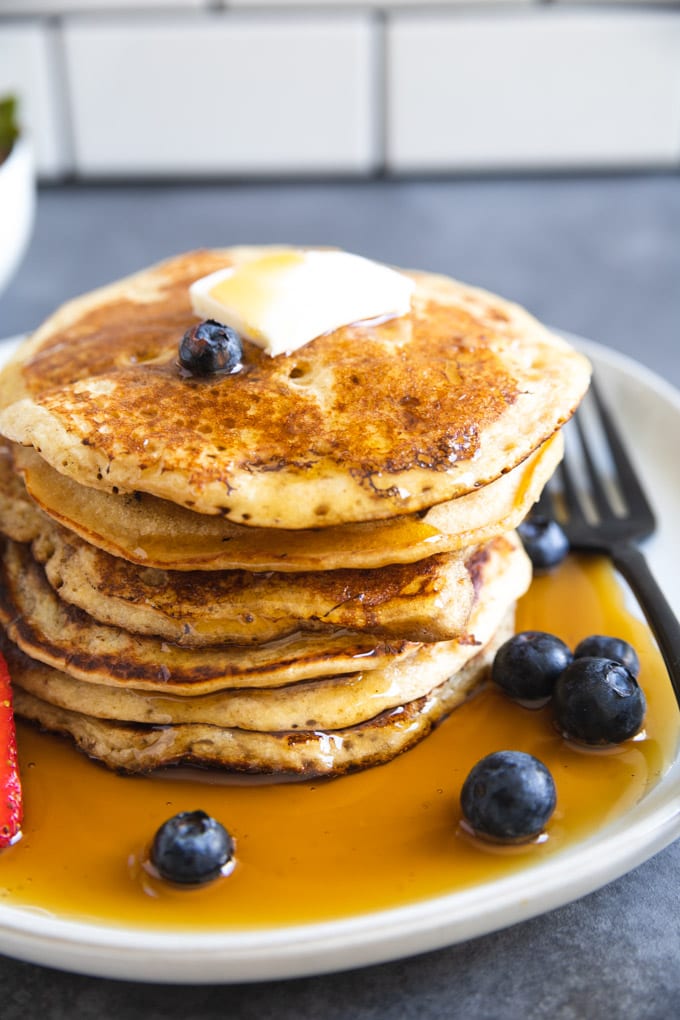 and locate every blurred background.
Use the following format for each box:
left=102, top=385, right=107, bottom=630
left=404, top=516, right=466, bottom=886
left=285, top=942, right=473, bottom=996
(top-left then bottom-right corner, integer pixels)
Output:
left=2, top=0, right=680, bottom=180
